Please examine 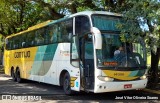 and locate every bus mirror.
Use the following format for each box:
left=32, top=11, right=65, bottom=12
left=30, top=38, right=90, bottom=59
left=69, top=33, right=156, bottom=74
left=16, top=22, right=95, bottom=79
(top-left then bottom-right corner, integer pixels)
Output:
left=91, top=27, right=102, bottom=49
